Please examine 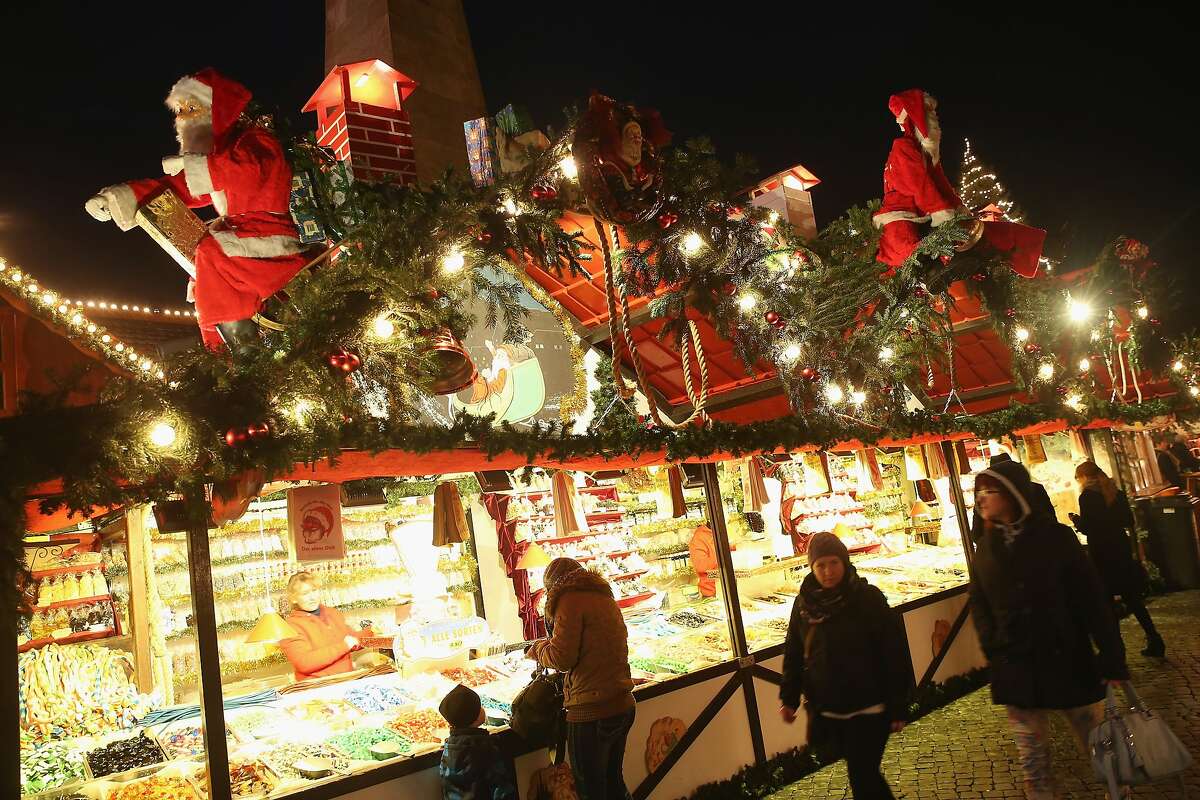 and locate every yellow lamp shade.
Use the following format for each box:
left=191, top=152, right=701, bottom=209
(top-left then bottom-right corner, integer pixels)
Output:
left=831, top=522, right=854, bottom=539
left=244, top=611, right=299, bottom=644
left=517, top=542, right=552, bottom=570
left=910, top=501, right=933, bottom=519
